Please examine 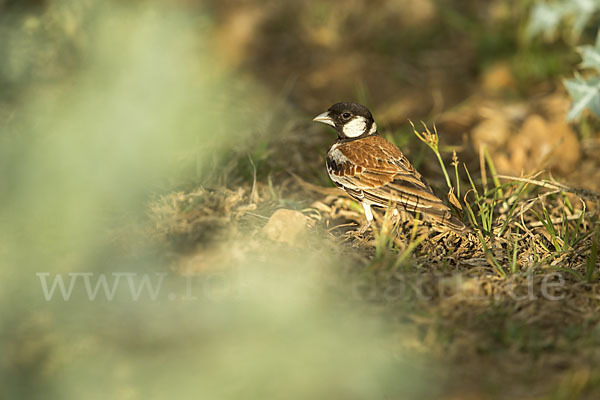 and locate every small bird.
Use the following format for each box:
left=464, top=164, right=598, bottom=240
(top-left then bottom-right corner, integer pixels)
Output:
left=313, top=102, right=468, bottom=234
